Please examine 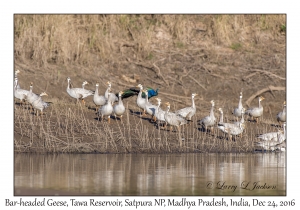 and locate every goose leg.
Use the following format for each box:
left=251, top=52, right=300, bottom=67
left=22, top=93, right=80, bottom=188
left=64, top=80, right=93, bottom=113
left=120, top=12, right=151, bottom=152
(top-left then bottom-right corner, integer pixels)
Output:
left=178, top=126, right=182, bottom=147
left=278, top=121, right=281, bottom=127
left=142, top=110, right=146, bottom=117
left=150, top=115, right=156, bottom=122
left=108, top=116, right=111, bottom=123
